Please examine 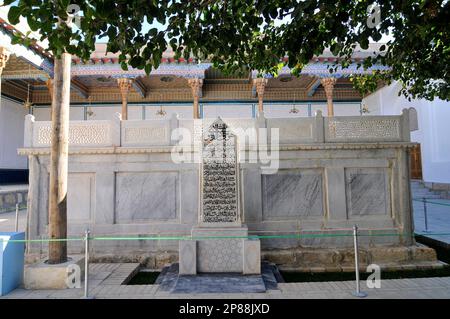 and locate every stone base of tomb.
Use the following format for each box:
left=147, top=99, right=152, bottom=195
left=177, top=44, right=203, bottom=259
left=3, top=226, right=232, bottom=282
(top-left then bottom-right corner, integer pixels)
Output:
left=23, top=244, right=442, bottom=273
left=179, top=226, right=261, bottom=275
left=262, top=245, right=444, bottom=272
